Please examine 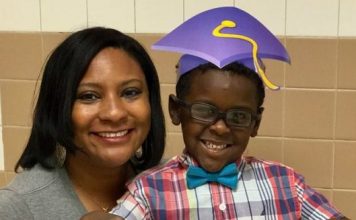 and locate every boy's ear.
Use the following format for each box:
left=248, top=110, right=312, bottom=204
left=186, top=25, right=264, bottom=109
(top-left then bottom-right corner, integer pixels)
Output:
left=168, top=94, right=181, bottom=125
left=251, top=107, right=264, bottom=137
